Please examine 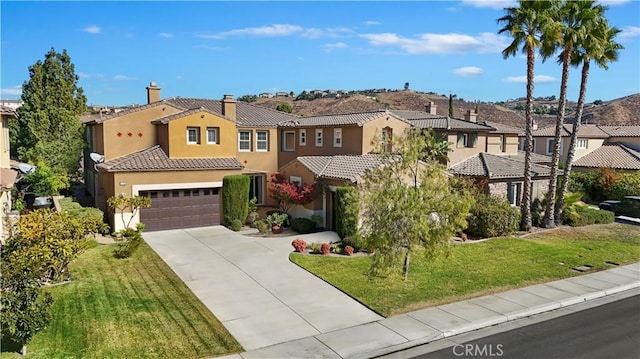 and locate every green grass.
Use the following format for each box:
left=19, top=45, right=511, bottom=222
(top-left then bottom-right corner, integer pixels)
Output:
left=290, top=223, right=640, bottom=317
left=2, top=242, right=242, bottom=359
